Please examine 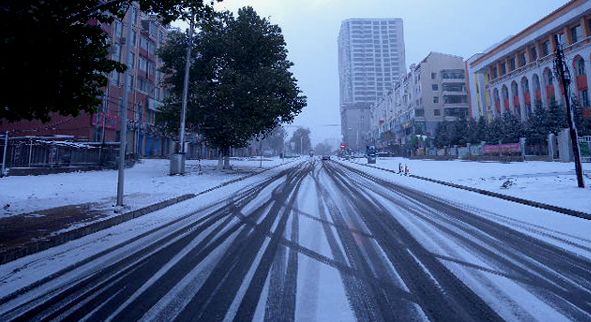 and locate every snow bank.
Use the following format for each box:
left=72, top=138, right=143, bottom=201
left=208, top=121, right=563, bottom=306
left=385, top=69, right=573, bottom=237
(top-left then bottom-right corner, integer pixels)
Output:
left=349, top=157, right=591, bottom=214
left=0, top=157, right=290, bottom=218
